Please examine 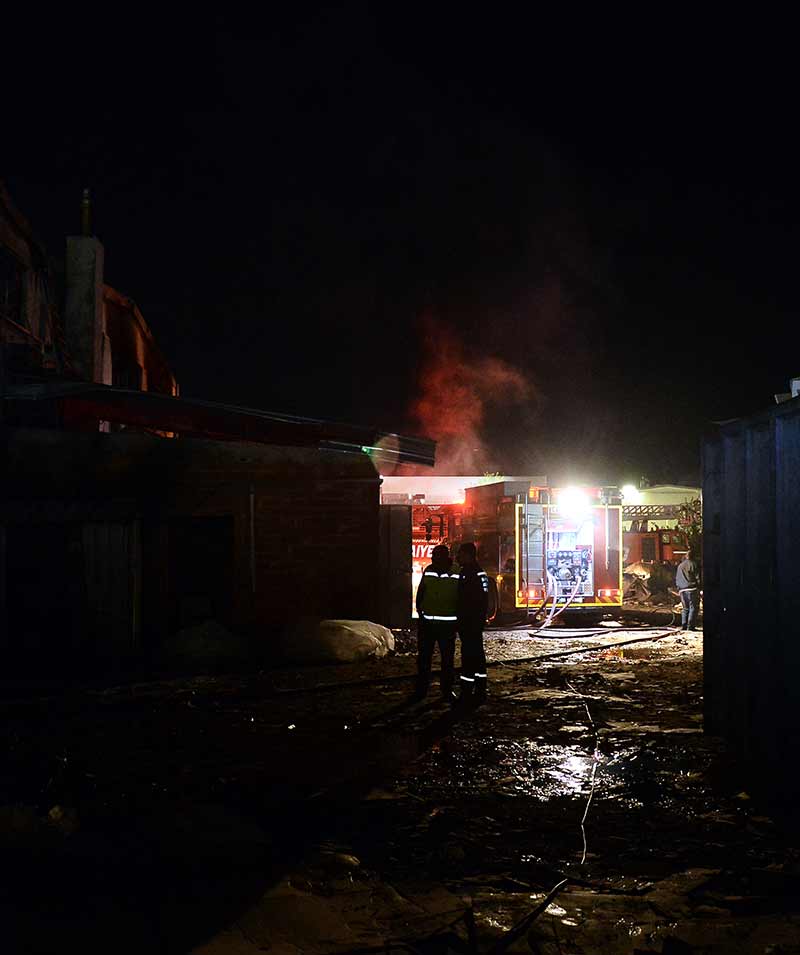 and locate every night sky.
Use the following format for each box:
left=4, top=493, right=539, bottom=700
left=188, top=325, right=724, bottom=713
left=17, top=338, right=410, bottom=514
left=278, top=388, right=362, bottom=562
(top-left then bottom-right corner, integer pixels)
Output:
left=6, top=10, right=798, bottom=485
